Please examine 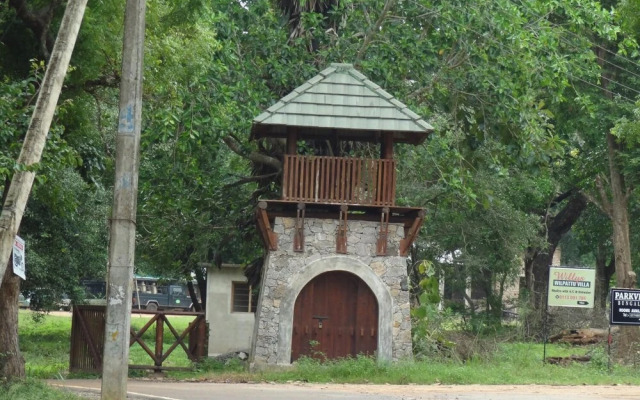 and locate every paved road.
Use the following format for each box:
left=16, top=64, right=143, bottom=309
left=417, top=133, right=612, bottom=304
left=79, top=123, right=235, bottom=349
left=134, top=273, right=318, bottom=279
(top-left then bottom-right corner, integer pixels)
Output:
left=50, top=380, right=640, bottom=400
